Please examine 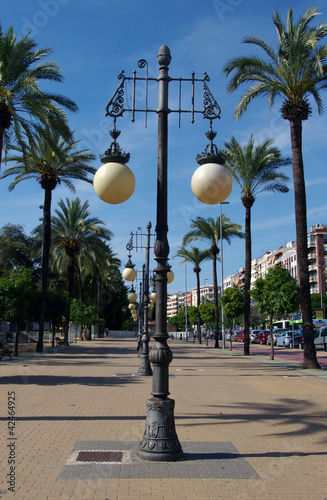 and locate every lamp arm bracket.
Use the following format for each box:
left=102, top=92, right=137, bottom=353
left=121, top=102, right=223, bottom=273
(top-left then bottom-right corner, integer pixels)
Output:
left=105, top=66, right=221, bottom=125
